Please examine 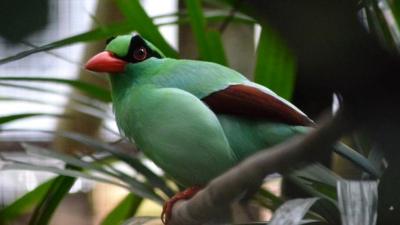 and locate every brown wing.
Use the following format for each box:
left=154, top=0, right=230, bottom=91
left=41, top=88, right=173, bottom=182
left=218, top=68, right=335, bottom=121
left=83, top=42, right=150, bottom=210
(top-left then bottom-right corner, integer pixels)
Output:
left=202, top=84, right=313, bottom=126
